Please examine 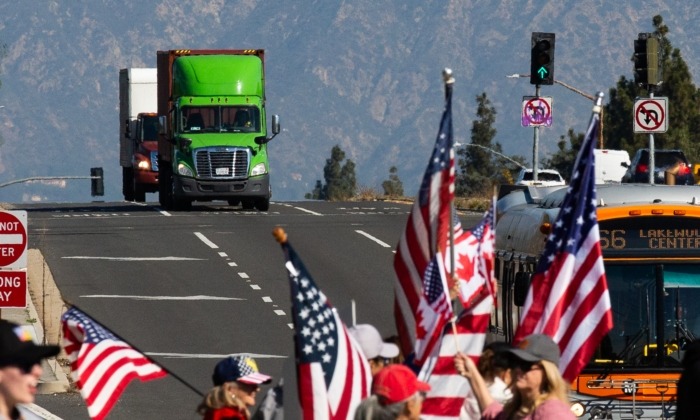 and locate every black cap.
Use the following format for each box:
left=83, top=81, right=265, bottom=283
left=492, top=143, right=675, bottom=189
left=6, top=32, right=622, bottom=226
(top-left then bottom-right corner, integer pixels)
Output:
left=0, top=320, right=59, bottom=367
